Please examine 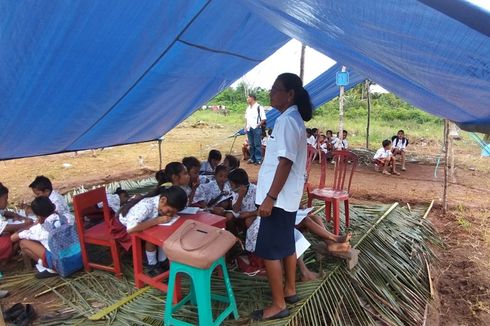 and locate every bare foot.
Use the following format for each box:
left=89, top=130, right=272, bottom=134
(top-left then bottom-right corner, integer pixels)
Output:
left=336, top=232, right=352, bottom=243
left=327, top=242, right=351, bottom=252
left=382, top=170, right=391, bottom=175
left=301, top=270, right=320, bottom=282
